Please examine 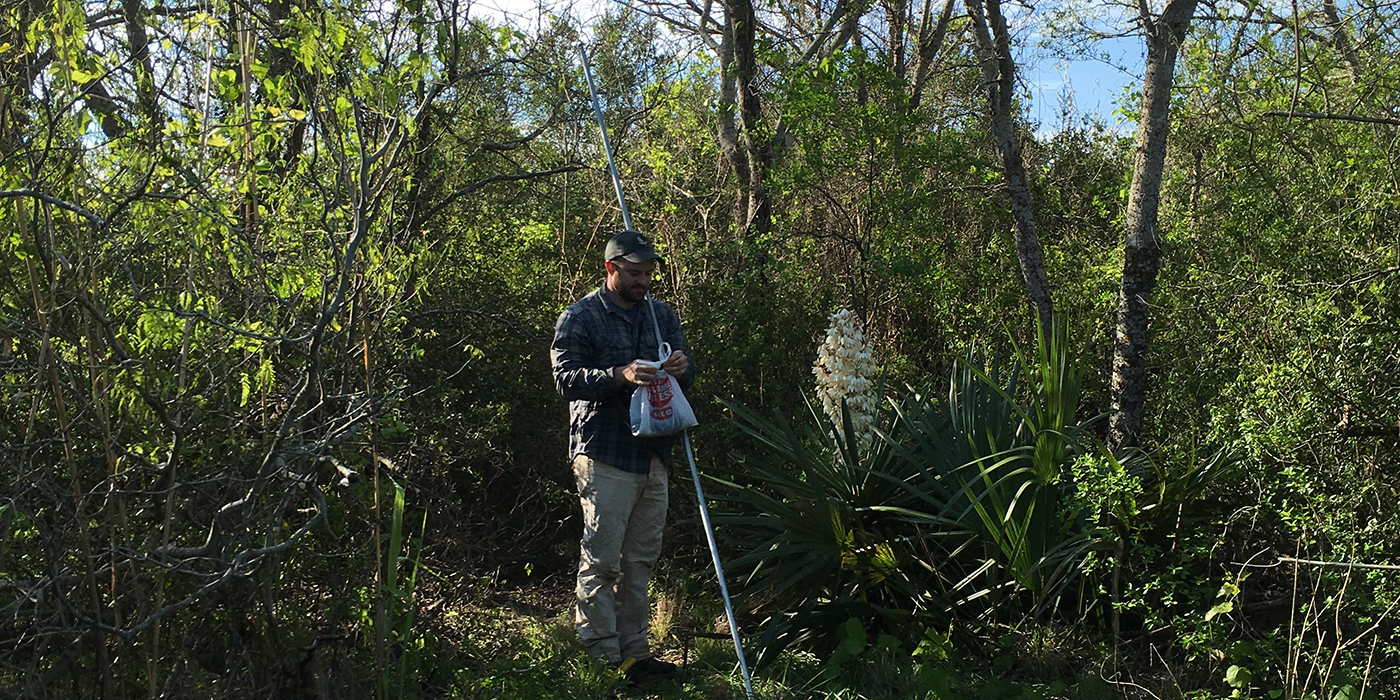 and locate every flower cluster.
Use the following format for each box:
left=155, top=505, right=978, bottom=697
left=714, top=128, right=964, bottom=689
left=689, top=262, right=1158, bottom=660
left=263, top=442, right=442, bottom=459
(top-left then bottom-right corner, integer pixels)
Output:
left=813, top=308, right=877, bottom=451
